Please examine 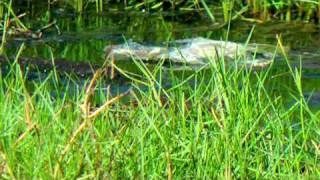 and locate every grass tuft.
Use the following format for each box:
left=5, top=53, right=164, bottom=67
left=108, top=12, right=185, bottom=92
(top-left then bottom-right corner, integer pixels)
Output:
left=0, top=41, right=319, bottom=178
